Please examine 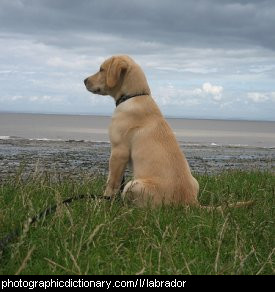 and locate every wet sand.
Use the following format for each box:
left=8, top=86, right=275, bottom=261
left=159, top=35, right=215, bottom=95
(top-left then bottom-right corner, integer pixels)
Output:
left=0, top=138, right=273, bottom=182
